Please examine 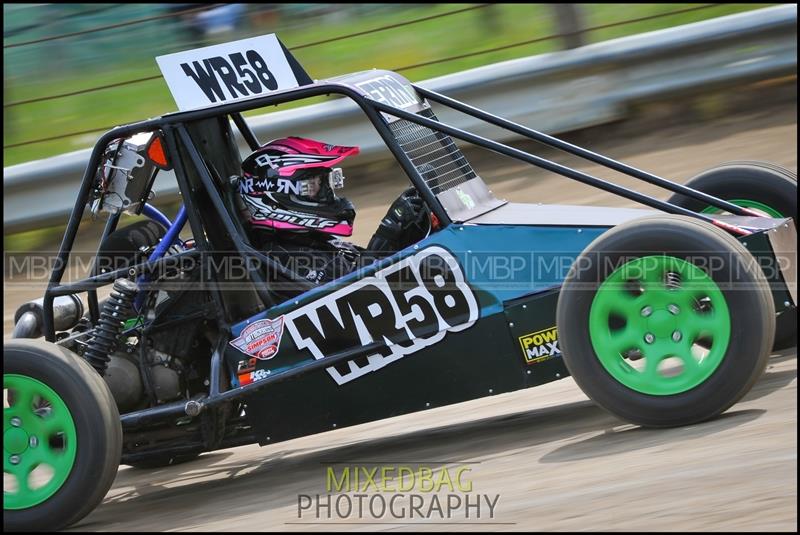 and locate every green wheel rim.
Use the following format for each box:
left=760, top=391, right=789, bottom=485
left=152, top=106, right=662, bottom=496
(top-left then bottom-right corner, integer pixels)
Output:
left=701, top=198, right=784, bottom=218
left=4, top=374, right=78, bottom=510
left=589, top=256, right=731, bottom=396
